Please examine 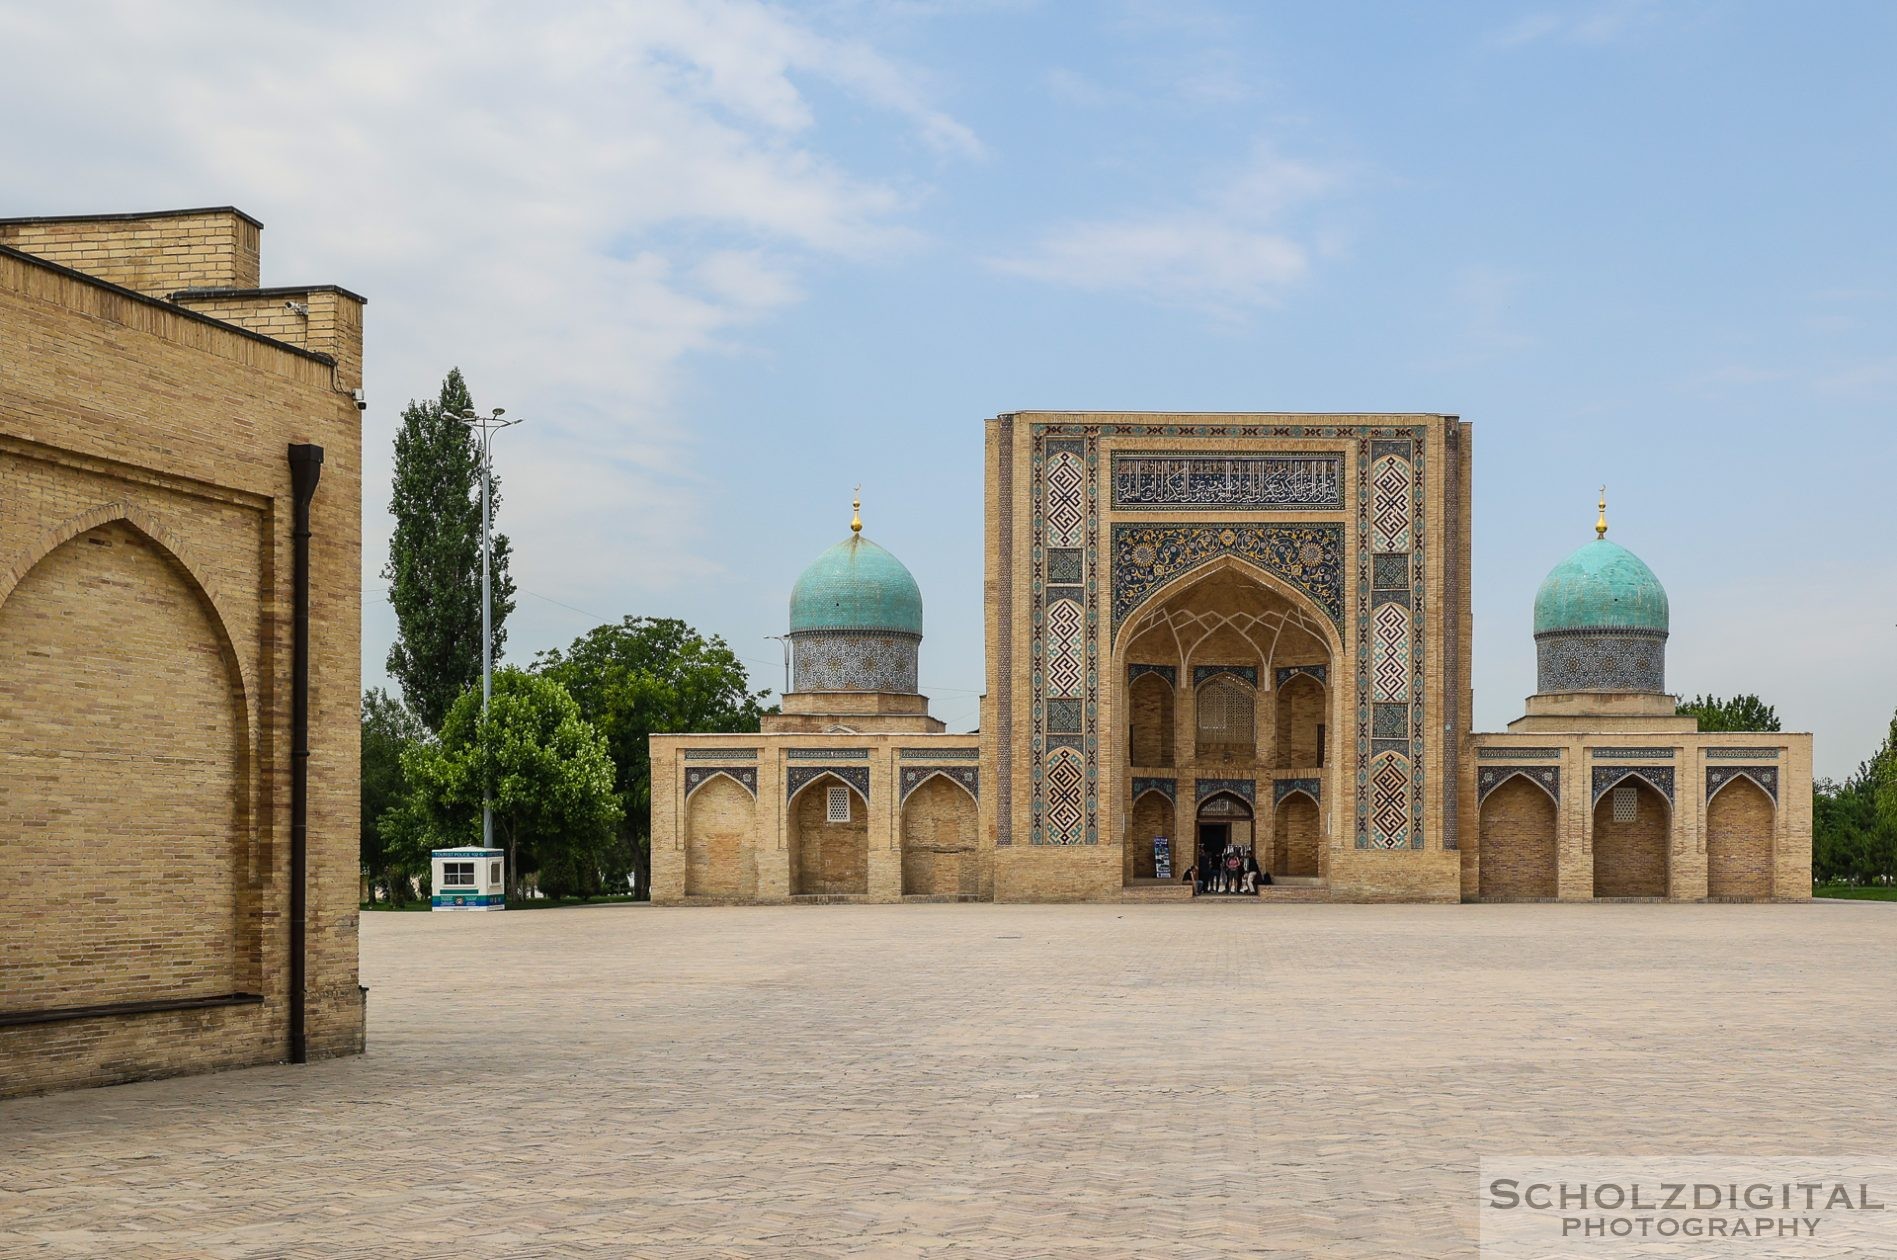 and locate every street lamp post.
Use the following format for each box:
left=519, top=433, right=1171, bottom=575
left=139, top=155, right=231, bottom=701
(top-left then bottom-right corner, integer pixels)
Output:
left=458, top=406, right=522, bottom=853
left=765, top=634, right=791, bottom=698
